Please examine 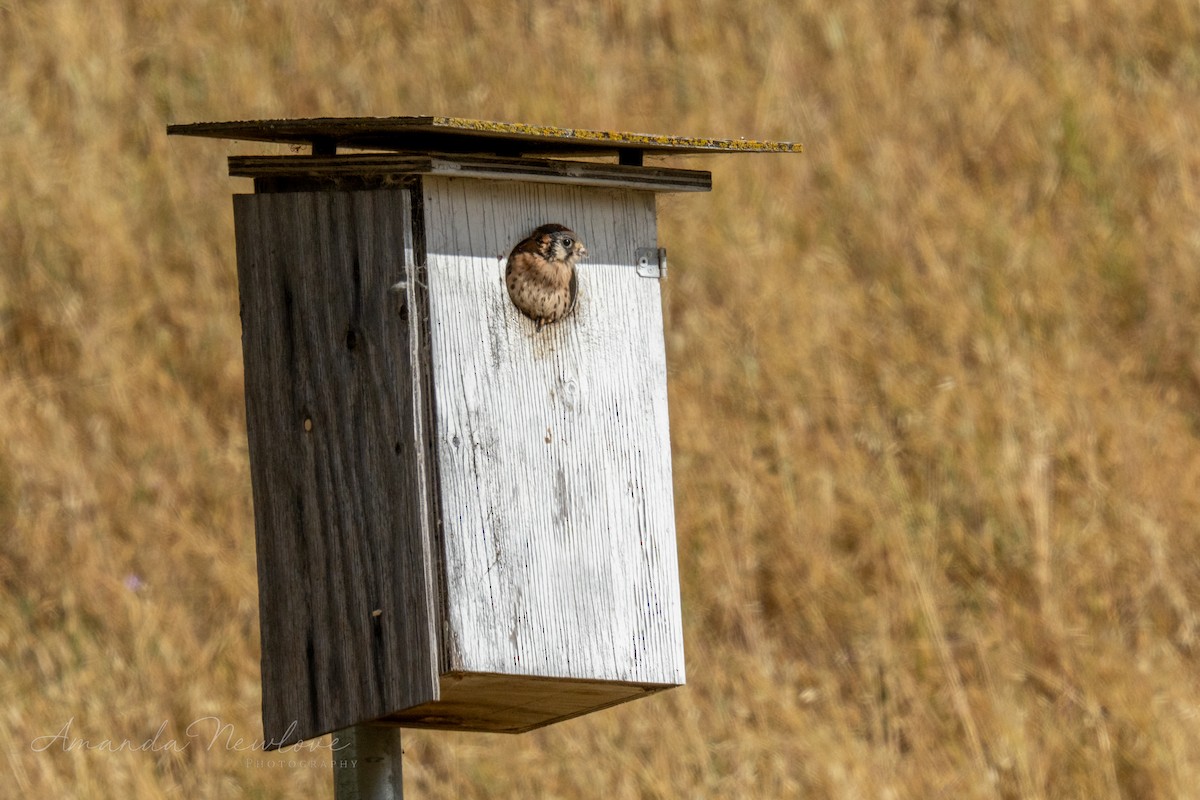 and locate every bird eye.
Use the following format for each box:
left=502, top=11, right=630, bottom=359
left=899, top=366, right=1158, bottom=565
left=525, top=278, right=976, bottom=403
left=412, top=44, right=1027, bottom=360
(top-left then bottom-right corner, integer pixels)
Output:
left=562, top=237, right=574, bottom=248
